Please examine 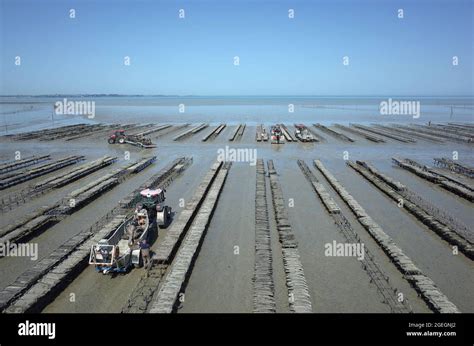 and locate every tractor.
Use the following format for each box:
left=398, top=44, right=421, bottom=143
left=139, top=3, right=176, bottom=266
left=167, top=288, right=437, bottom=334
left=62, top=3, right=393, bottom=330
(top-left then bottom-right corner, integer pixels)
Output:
left=139, top=188, right=171, bottom=228
left=108, top=129, right=155, bottom=148
left=108, top=129, right=127, bottom=144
